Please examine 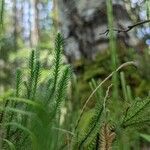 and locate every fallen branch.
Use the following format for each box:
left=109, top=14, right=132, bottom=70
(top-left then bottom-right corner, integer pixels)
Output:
left=99, top=19, right=150, bottom=36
